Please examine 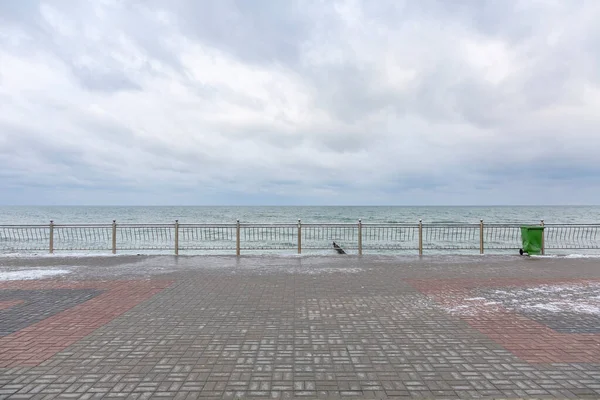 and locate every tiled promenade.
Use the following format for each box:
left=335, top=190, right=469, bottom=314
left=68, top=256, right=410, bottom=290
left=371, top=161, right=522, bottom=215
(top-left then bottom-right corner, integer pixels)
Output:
left=0, top=254, right=599, bottom=399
